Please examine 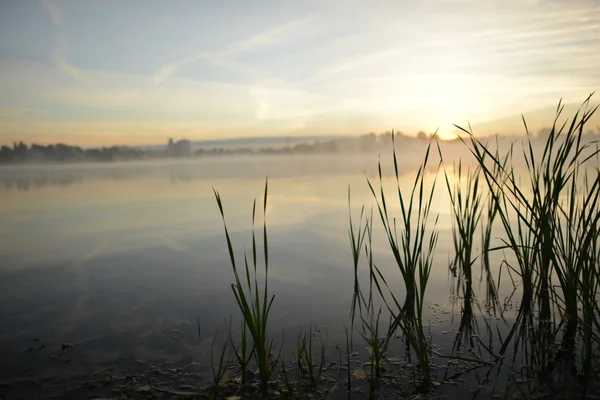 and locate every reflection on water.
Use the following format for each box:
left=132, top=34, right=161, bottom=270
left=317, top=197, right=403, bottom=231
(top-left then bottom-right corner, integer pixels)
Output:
left=0, top=154, right=533, bottom=398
